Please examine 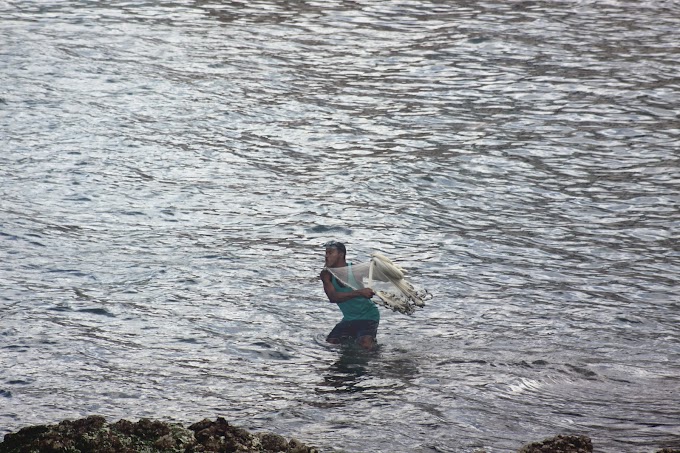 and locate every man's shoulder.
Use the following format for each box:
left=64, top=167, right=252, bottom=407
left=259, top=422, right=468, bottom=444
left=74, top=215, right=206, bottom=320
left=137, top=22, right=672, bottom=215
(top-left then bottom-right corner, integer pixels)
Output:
left=320, top=269, right=331, bottom=279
